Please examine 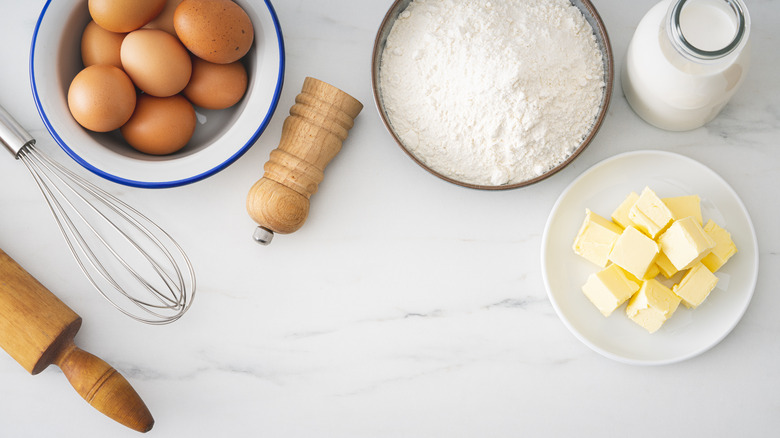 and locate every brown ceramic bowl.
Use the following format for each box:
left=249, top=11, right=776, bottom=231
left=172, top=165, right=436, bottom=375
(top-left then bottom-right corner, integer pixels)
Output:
left=371, top=0, right=614, bottom=190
